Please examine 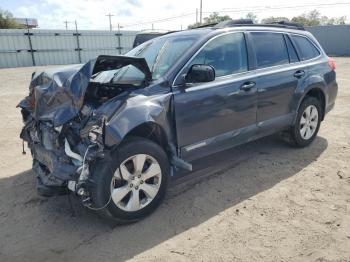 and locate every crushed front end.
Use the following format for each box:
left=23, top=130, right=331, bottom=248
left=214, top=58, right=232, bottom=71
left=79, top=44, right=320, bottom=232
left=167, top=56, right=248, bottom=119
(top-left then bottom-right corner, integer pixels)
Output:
left=18, top=55, right=153, bottom=206
left=20, top=101, right=106, bottom=204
